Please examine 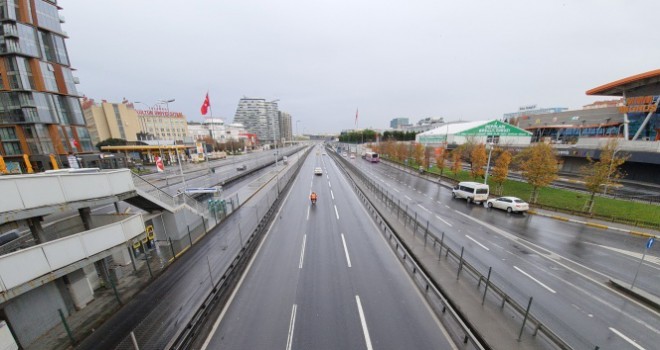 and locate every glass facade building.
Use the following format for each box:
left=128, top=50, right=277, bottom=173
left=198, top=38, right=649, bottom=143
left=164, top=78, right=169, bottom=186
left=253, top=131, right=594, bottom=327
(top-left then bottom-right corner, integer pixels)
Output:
left=0, top=0, right=89, bottom=173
